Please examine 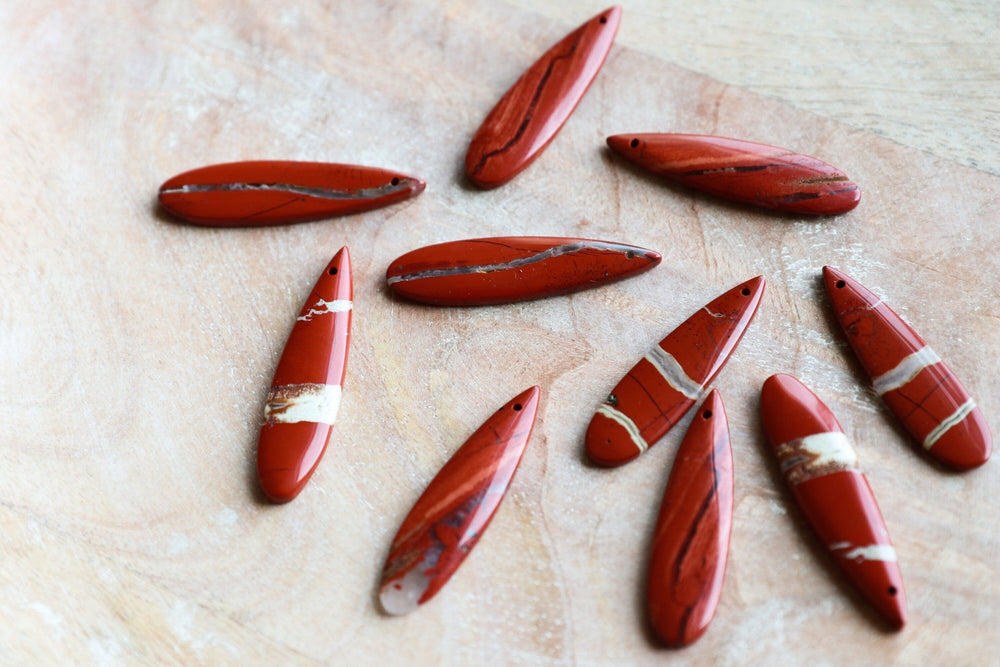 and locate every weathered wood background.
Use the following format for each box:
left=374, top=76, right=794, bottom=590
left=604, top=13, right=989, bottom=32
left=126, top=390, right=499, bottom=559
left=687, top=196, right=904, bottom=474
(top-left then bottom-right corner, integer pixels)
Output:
left=2, top=1, right=998, bottom=663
